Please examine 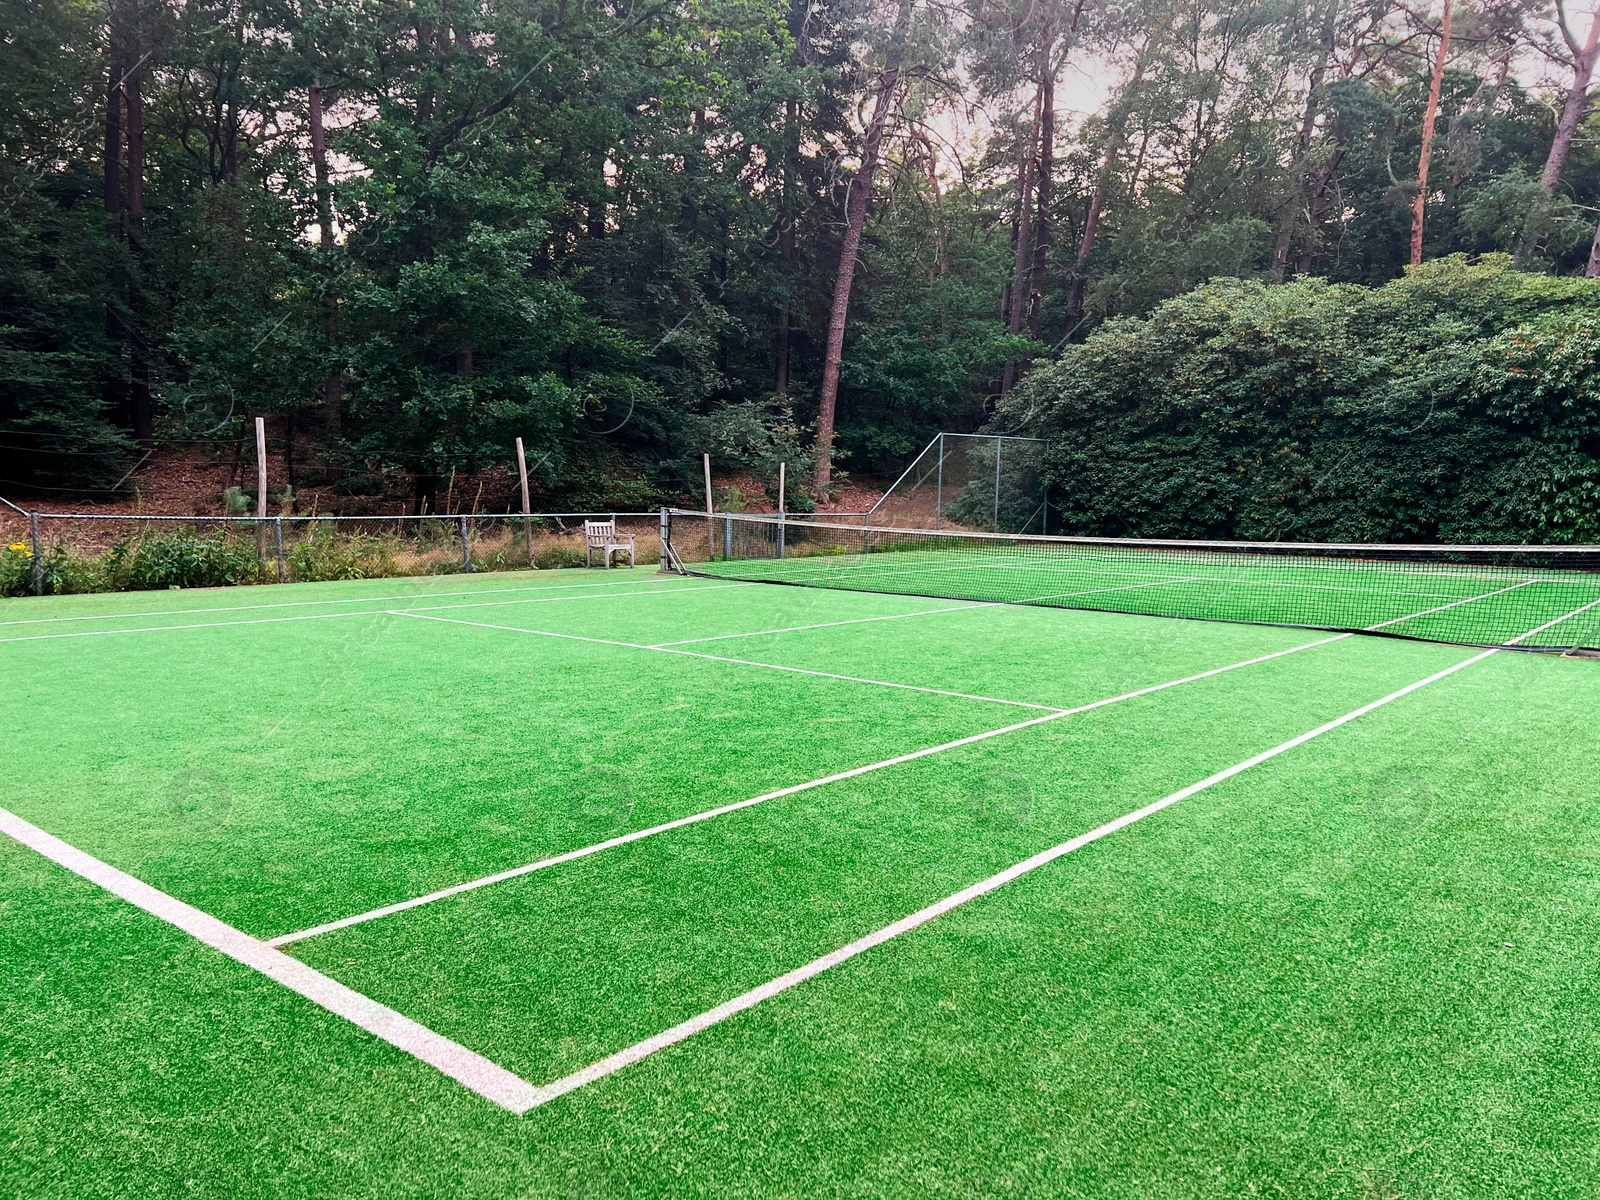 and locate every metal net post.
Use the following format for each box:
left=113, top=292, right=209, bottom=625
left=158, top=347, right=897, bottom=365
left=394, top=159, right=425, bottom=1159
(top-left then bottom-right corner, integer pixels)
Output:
left=30, top=510, right=42, bottom=595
